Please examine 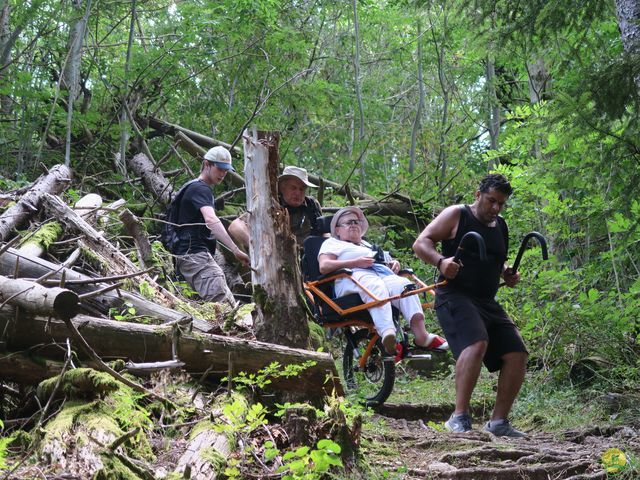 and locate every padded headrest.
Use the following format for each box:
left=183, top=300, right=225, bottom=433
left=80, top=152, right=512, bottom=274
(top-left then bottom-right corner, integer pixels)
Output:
left=315, top=215, right=333, bottom=235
